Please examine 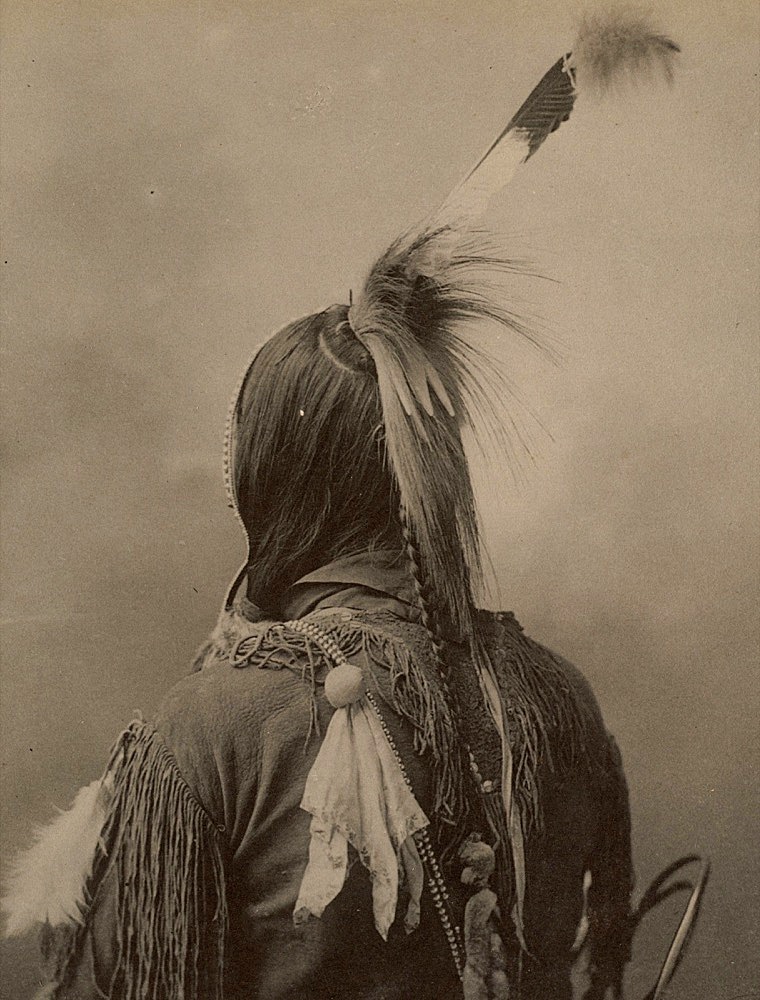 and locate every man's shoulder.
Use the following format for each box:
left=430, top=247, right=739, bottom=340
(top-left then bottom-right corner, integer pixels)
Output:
left=158, top=623, right=318, bottom=734
left=154, top=612, right=324, bottom=771
left=159, top=651, right=309, bottom=727
left=148, top=617, right=323, bottom=825
left=478, top=608, right=607, bottom=735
